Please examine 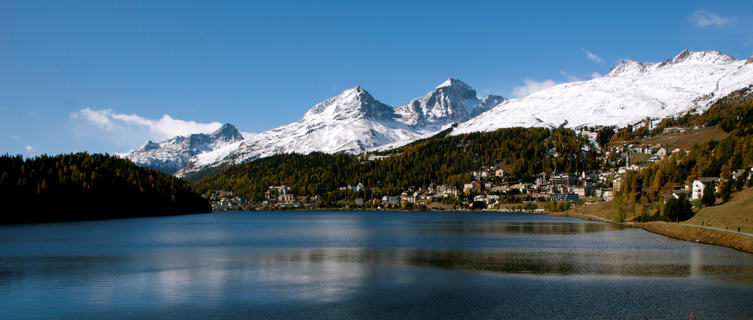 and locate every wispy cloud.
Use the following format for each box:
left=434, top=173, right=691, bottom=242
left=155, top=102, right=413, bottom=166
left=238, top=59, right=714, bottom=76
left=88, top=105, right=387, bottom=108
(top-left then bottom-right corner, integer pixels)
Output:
left=25, top=145, right=34, bottom=152
left=511, top=78, right=558, bottom=98
left=692, top=10, right=736, bottom=28
left=581, top=49, right=604, bottom=64
left=71, top=108, right=223, bottom=150
left=591, top=72, right=602, bottom=79
left=559, top=71, right=581, bottom=82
